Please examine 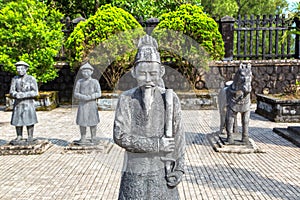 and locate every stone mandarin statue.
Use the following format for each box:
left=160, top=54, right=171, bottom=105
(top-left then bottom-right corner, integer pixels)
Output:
left=10, top=61, right=38, bottom=143
left=74, top=62, right=101, bottom=144
left=113, top=35, right=185, bottom=200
